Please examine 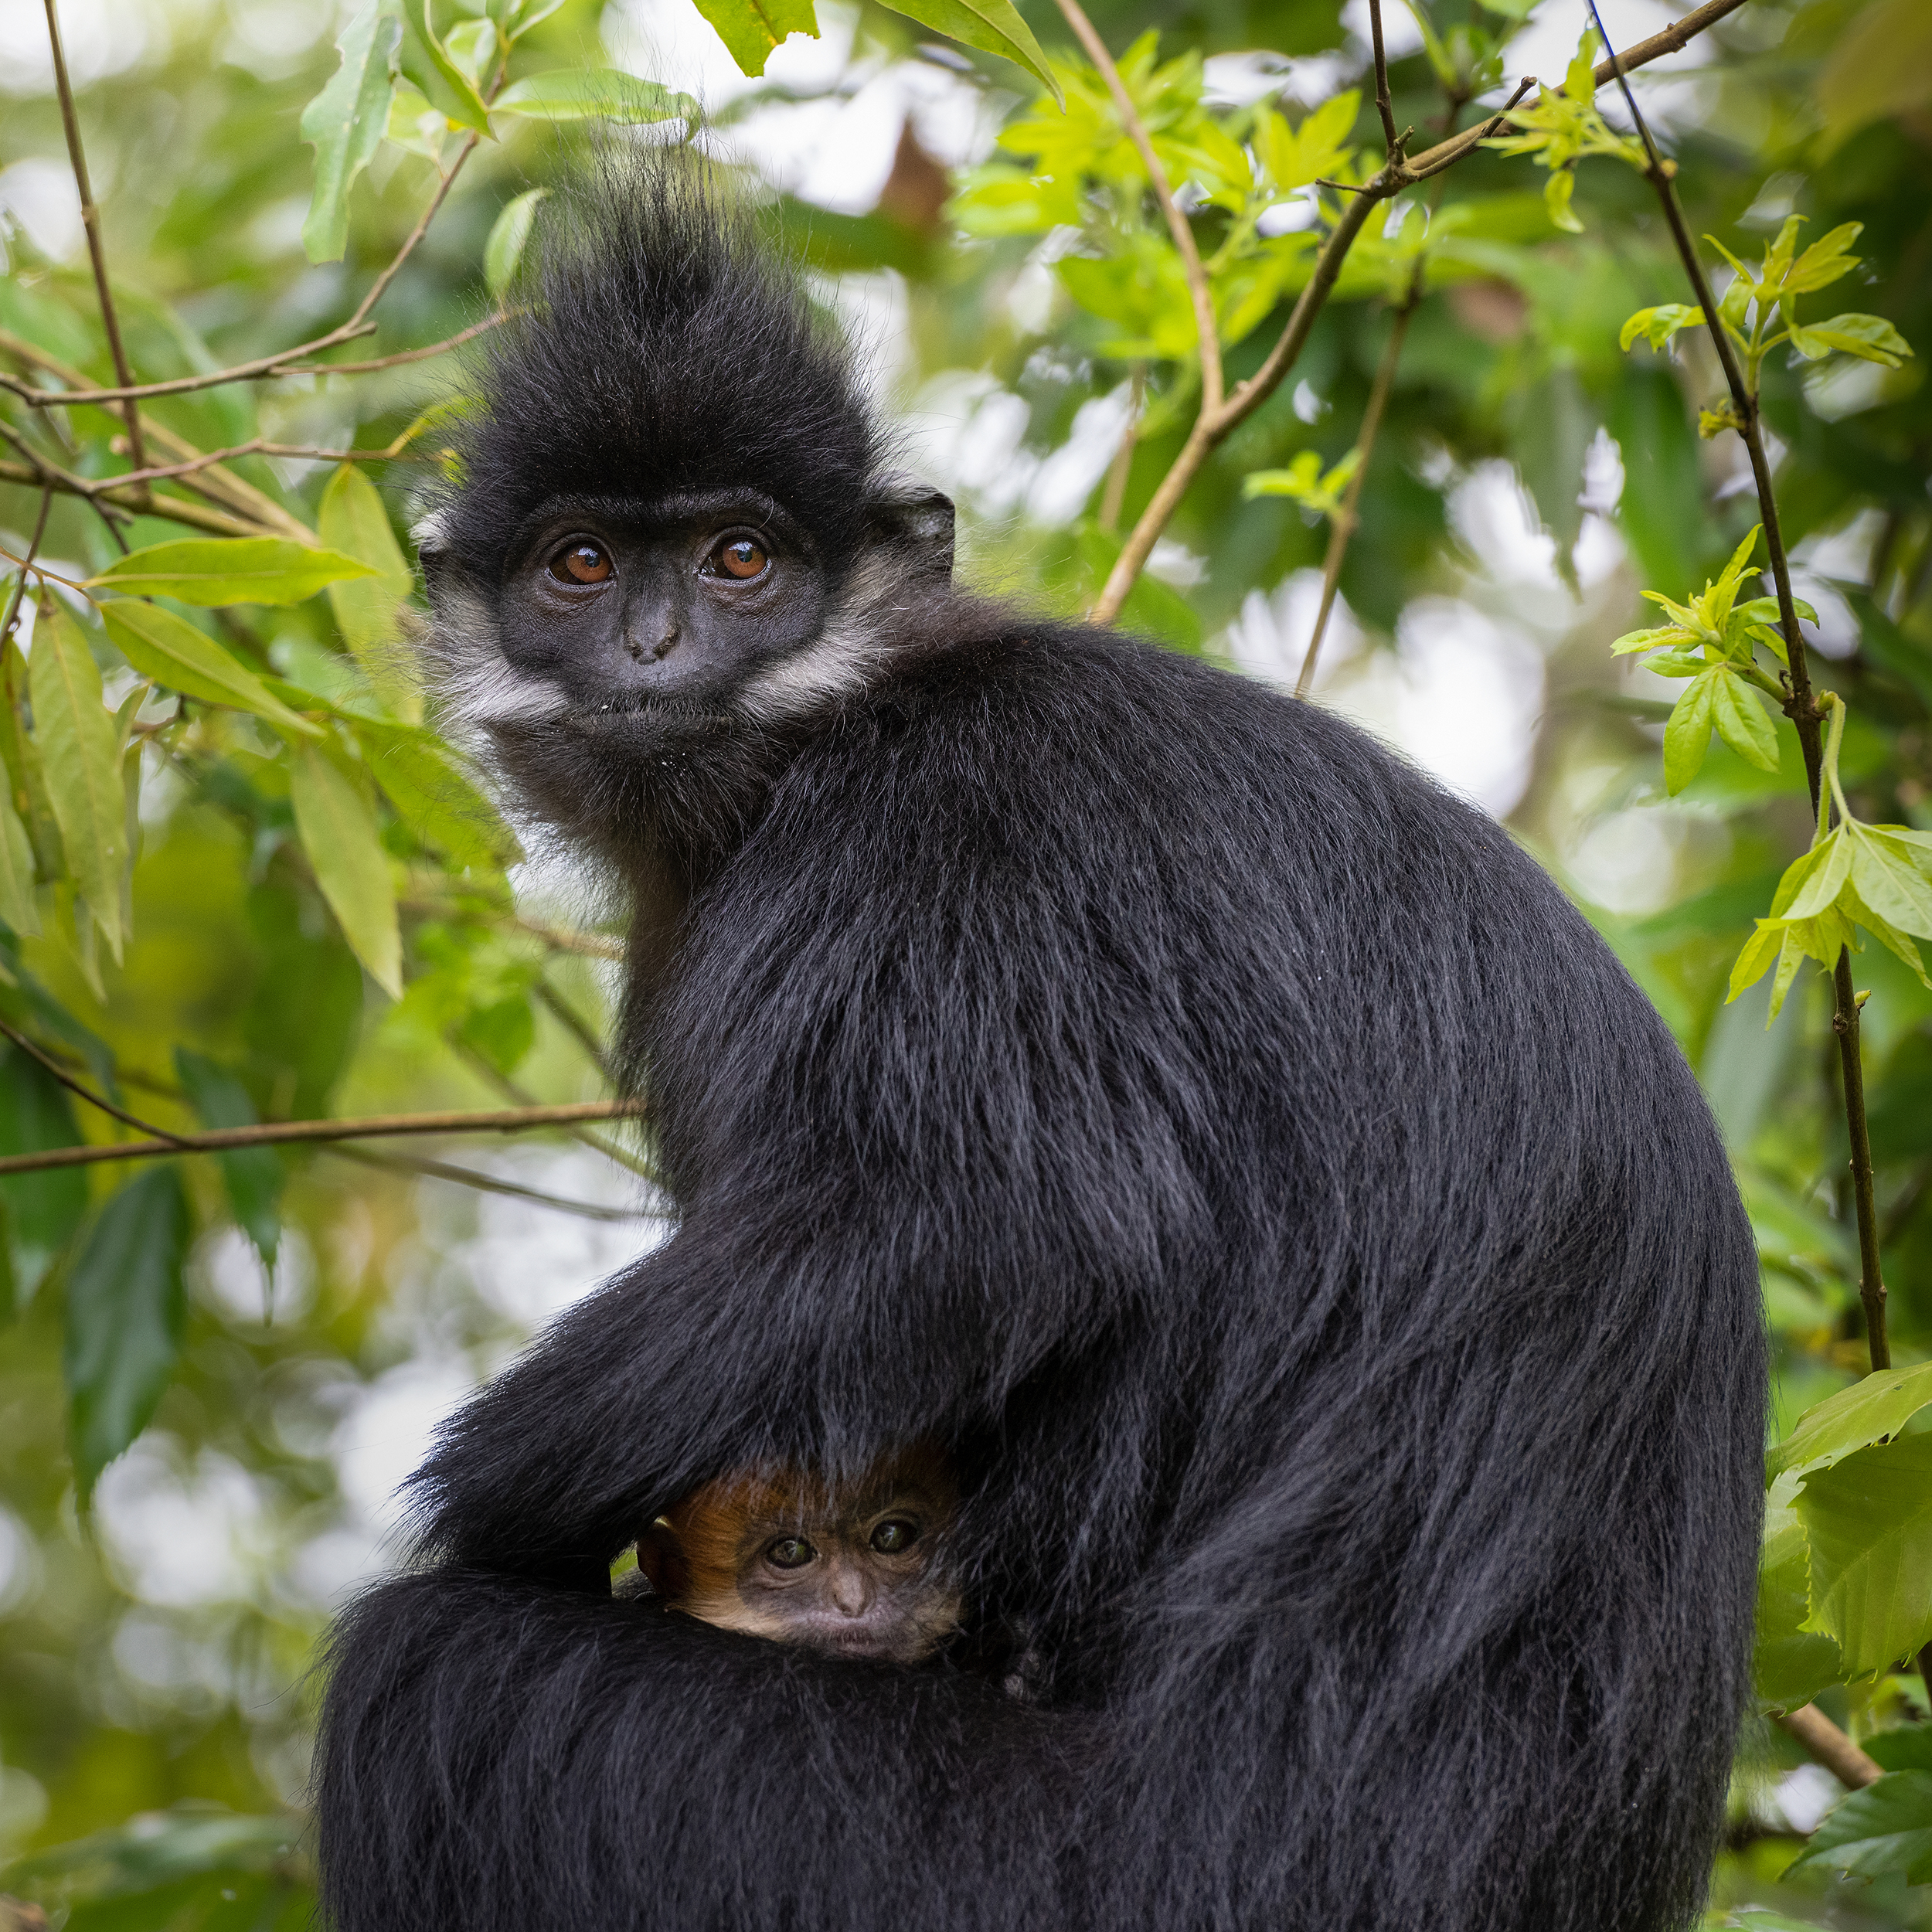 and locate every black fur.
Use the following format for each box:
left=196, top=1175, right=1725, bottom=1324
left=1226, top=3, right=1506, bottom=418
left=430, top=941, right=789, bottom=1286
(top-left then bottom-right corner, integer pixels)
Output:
left=318, top=158, right=1765, bottom=1932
